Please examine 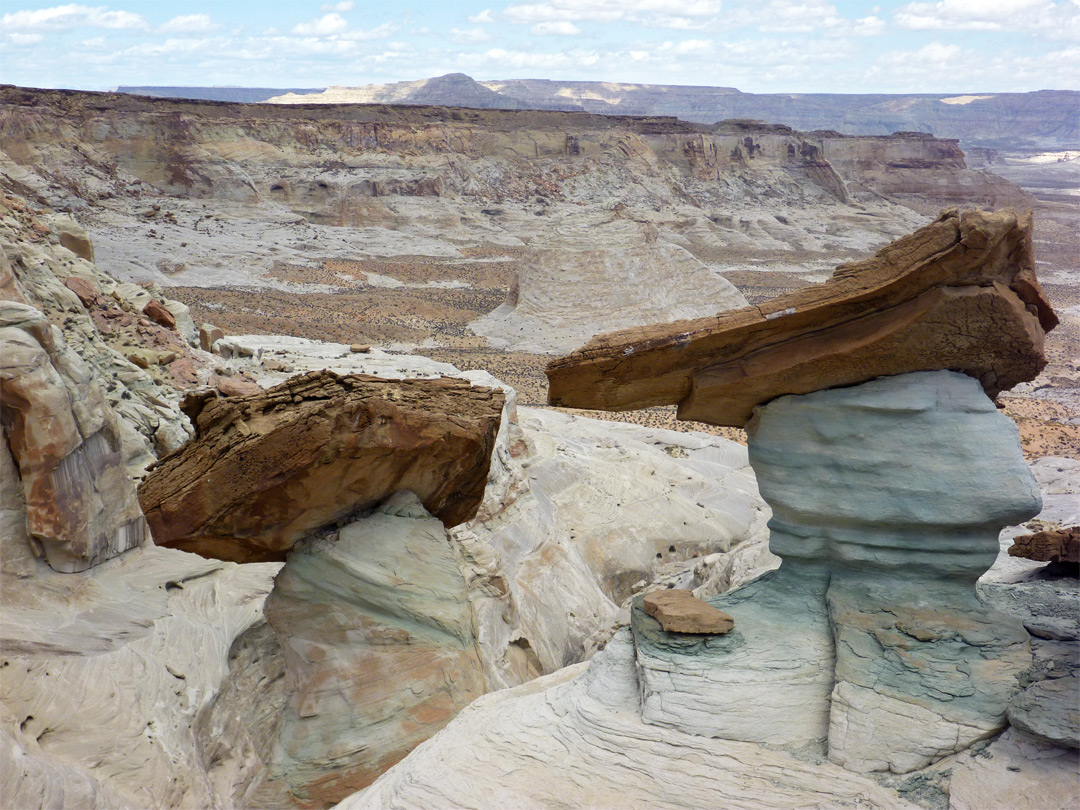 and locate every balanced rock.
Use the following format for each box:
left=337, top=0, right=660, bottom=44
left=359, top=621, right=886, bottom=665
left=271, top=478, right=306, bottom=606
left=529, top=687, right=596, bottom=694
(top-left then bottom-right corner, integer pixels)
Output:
left=138, top=370, right=504, bottom=563
left=546, top=208, right=1056, bottom=426
left=642, top=589, right=734, bottom=635
left=1009, top=526, right=1079, bottom=565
